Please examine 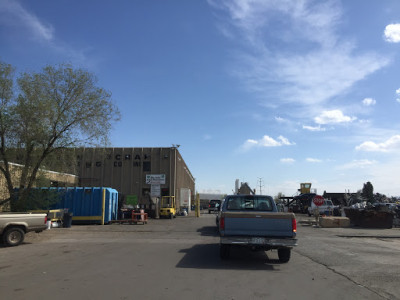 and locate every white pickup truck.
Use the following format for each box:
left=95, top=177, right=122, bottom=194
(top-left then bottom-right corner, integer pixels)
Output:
left=0, top=212, right=48, bottom=246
